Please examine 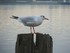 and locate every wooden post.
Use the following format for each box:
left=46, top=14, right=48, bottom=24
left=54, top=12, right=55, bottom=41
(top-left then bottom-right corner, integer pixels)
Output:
left=15, top=33, right=53, bottom=53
